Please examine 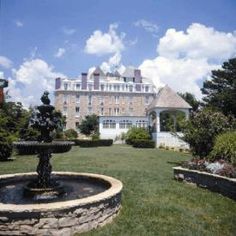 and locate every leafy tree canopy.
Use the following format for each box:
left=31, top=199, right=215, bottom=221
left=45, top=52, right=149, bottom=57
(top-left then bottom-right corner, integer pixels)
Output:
left=79, top=114, right=99, bottom=136
left=201, top=58, right=236, bottom=117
